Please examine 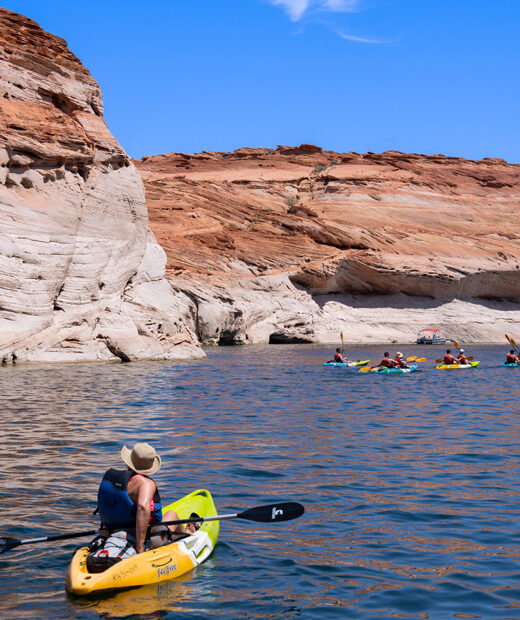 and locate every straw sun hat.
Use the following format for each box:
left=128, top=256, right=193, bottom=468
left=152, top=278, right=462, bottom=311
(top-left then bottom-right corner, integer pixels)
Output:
left=121, top=443, right=162, bottom=475
left=396, top=352, right=403, bottom=358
